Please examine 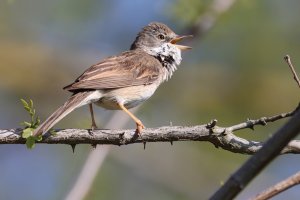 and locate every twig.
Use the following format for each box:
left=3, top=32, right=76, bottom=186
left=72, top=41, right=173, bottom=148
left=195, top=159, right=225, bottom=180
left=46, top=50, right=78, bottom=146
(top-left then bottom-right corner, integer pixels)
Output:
left=209, top=105, right=300, bottom=200
left=2, top=107, right=300, bottom=155
left=228, top=104, right=299, bottom=132
left=209, top=55, right=300, bottom=200
left=250, top=171, right=300, bottom=200
left=2, top=127, right=300, bottom=154
left=284, top=55, right=300, bottom=88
